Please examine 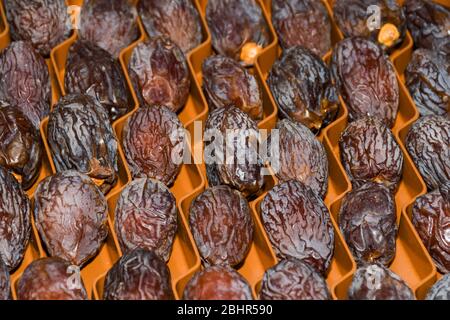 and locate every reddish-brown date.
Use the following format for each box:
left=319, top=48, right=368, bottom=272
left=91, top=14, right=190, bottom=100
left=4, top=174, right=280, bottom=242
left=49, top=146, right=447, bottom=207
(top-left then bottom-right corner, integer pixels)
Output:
left=0, top=257, right=10, bottom=300
left=426, top=273, right=450, bottom=300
